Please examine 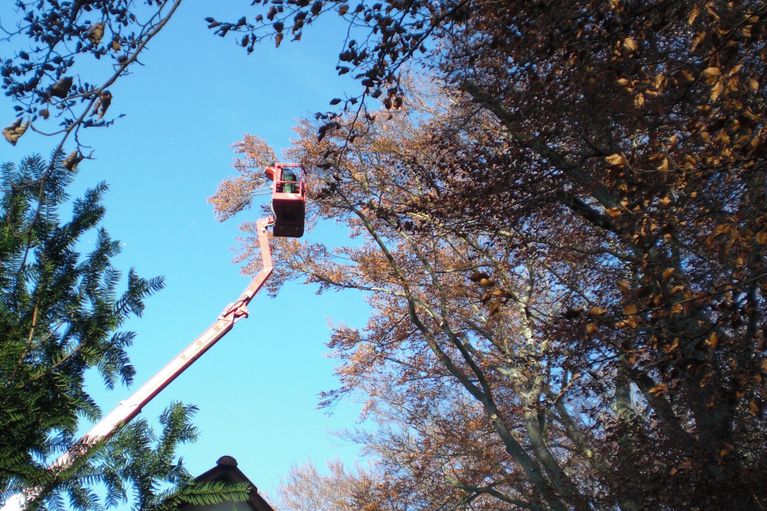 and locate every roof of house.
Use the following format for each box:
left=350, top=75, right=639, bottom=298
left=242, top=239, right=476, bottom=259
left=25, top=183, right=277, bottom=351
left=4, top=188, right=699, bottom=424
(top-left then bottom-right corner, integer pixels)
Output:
left=186, top=456, right=274, bottom=511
